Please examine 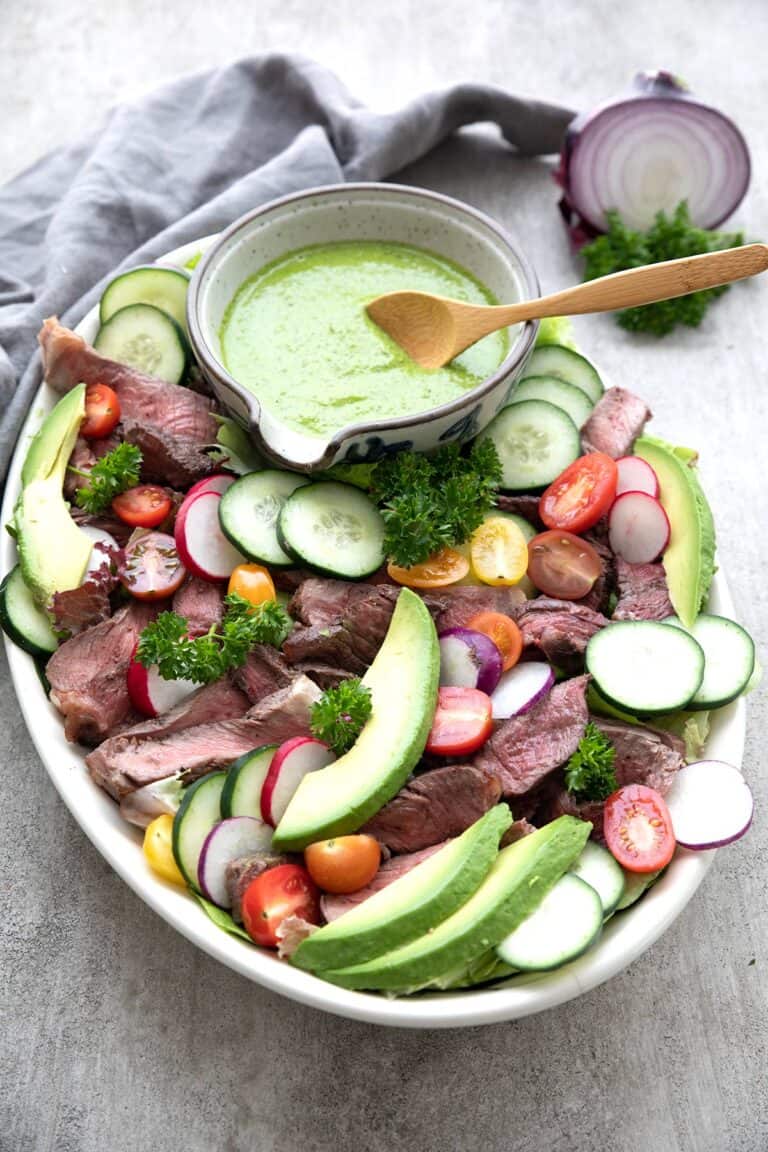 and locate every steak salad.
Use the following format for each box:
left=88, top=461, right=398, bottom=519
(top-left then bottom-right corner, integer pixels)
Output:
left=1, top=265, right=758, bottom=996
